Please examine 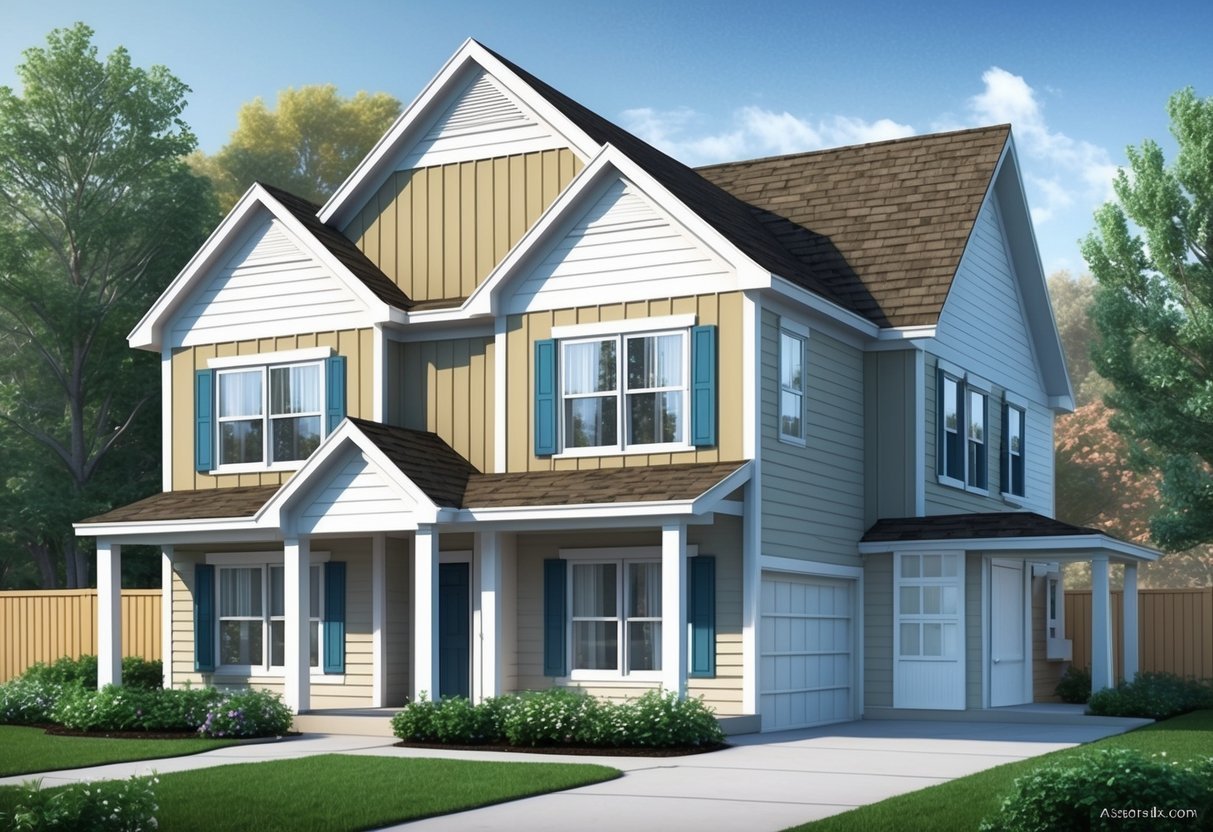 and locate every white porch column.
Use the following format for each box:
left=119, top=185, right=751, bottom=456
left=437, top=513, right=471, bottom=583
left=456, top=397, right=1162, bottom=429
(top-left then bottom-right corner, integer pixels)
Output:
left=662, top=521, right=688, bottom=698
left=1090, top=555, right=1114, bottom=692
left=413, top=525, right=440, bottom=700
left=741, top=478, right=761, bottom=714
left=284, top=537, right=311, bottom=713
left=1122, top=562, right=1139, bottom=682
left=97, top=540, right=122, bottom=687
left=371, top=534, right=387, bottom=707
left=161, top=546, right=174, bottom=690
left=476, top=531, right=502, bottom=703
